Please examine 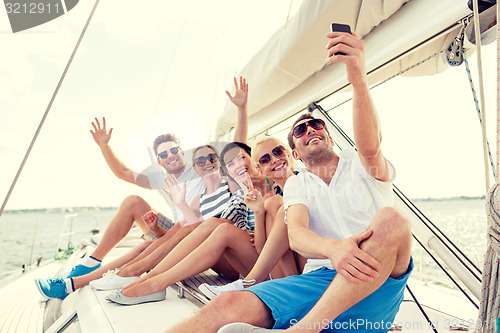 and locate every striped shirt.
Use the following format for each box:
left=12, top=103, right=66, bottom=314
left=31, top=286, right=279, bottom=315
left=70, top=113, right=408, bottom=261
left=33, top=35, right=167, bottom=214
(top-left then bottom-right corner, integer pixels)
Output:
left=221, top=189, right=254, bottom=233
left=200, top=177, right=231, bottom=220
